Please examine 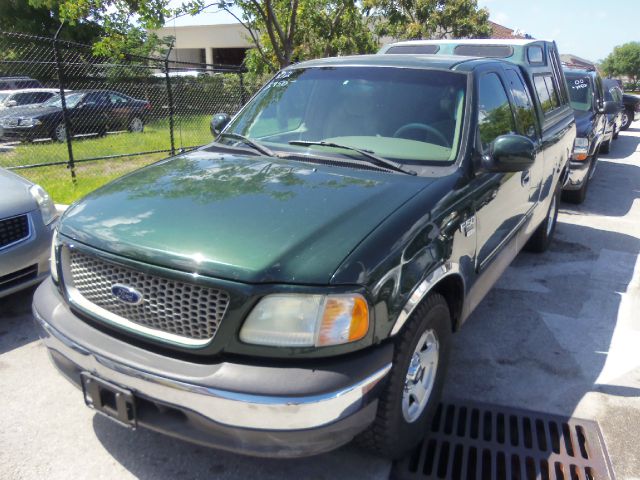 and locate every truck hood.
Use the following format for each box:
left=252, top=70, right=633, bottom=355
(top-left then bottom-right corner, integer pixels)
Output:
left=0, top=168, right=36, bottom=218
left=60, top=151, right=432, bottom=284
left=574, top=110, right=596, bottom=138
